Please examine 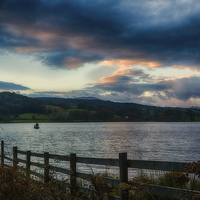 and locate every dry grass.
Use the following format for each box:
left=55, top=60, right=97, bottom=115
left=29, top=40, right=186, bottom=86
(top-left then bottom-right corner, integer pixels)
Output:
left=2, top=161, right=200, bottom=200
left=0, top=166, right=69, bottom=200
